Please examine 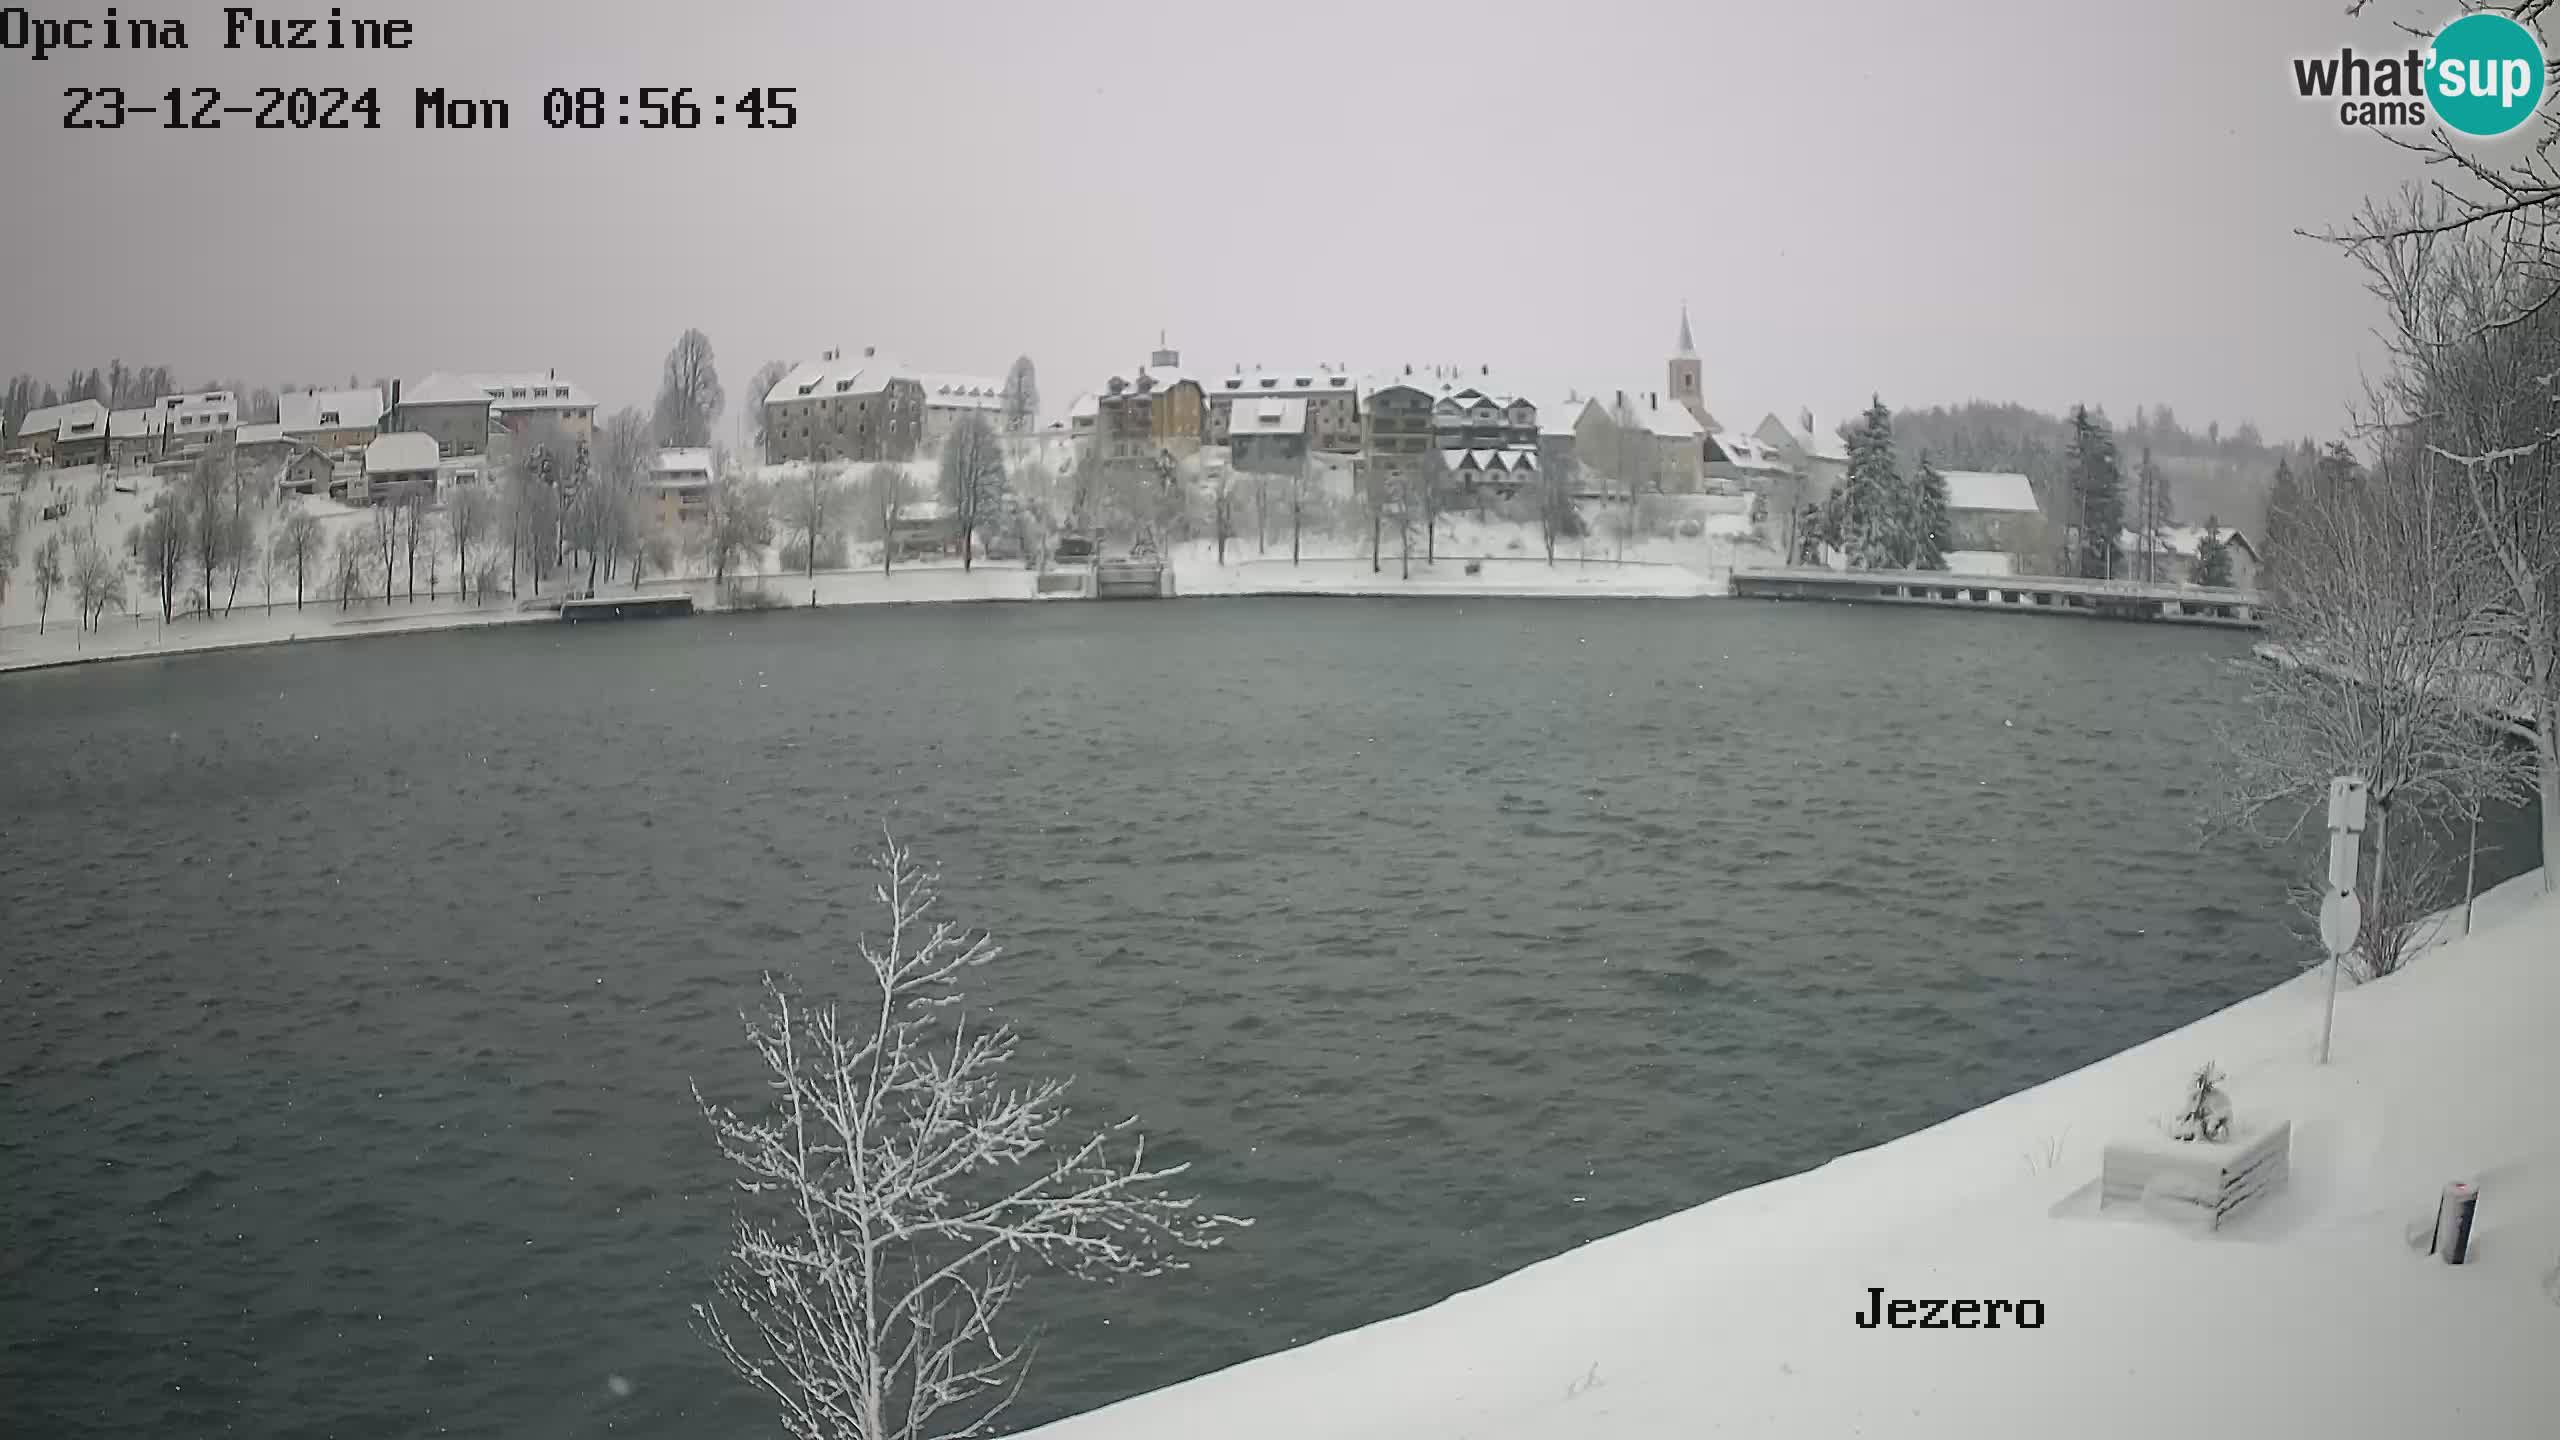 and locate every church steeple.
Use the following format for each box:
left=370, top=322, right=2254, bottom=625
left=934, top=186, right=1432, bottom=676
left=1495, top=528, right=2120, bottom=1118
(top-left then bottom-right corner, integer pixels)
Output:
left=1668, top=302, right=1706, bottom=425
